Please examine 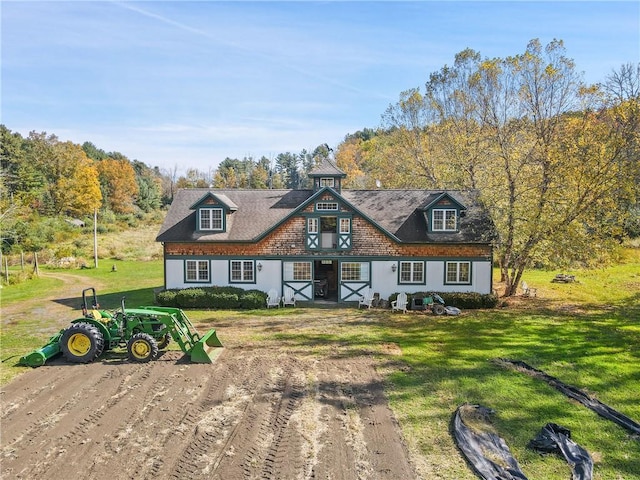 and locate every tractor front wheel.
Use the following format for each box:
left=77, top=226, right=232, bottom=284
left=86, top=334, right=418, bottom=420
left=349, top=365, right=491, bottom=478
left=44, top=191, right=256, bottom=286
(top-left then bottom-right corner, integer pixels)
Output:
left=127, top=333, right=158, bottom=363
left=60, top=322, right=105, bottom=363
left=156, top=333, right=171, bottom=350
